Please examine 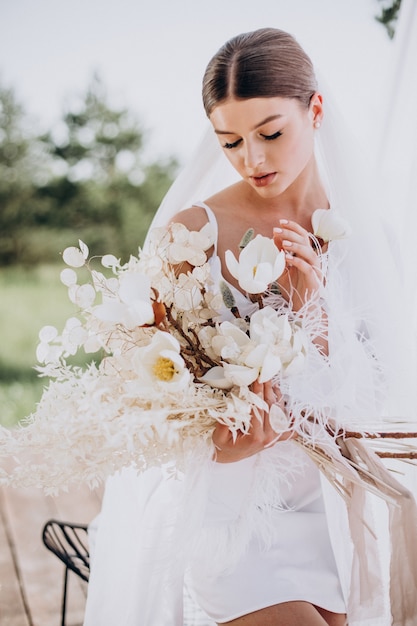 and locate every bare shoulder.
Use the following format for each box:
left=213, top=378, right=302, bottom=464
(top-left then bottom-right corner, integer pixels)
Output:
left=170, top=181, right=244, bottom=229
